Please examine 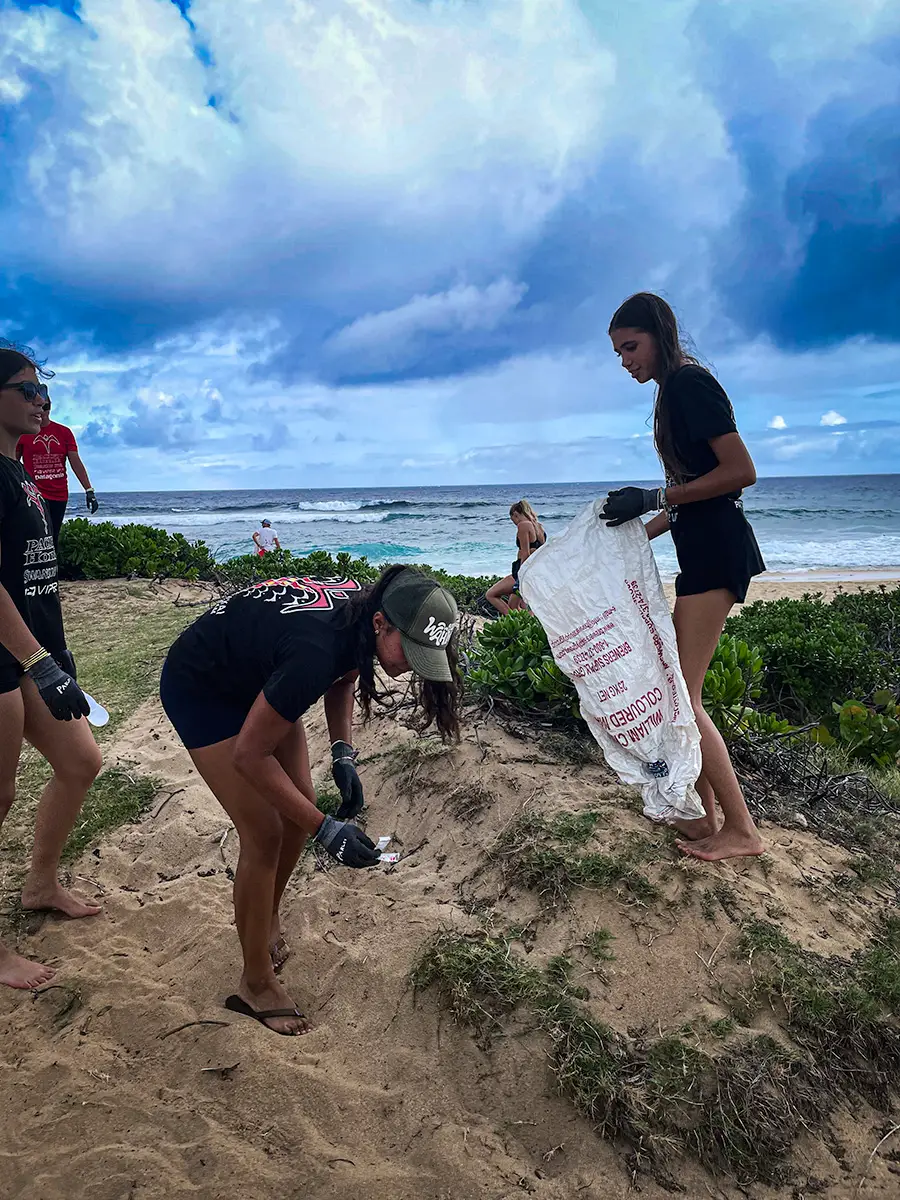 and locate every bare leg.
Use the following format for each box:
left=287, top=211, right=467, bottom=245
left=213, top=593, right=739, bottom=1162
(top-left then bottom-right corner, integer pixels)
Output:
left=671, top=591, right=763, bottom=861
left=486, top=575, right=517, bottom=615
left=17, top=677, right=103, bottom=917
left=267, top=722, right=314, bottom=970
left=189, top=738, right=309, bottom=1035
left=0, top=688, right=55, bottom=989
left=670, top=769, right=720, bottom=840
